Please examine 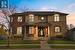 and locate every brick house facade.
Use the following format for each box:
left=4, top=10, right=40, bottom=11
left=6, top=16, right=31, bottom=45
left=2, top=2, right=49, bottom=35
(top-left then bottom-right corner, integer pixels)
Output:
left=9, top=11, right=68, bottom=40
